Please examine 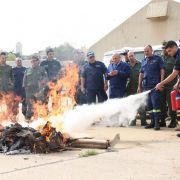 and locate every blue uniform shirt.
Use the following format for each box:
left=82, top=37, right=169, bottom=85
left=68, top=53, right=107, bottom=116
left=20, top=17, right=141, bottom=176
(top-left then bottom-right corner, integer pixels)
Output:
left=81, top=61, right=107, bottom=90
left=12, top=66, right=26, bottom=96
left=140, top=55, right=165, bottom=89
left=173, top=49, right=180, bottom=71
left=107, top=61, right=131, bottom=89
left=40, top=59, right=61, bottom=81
